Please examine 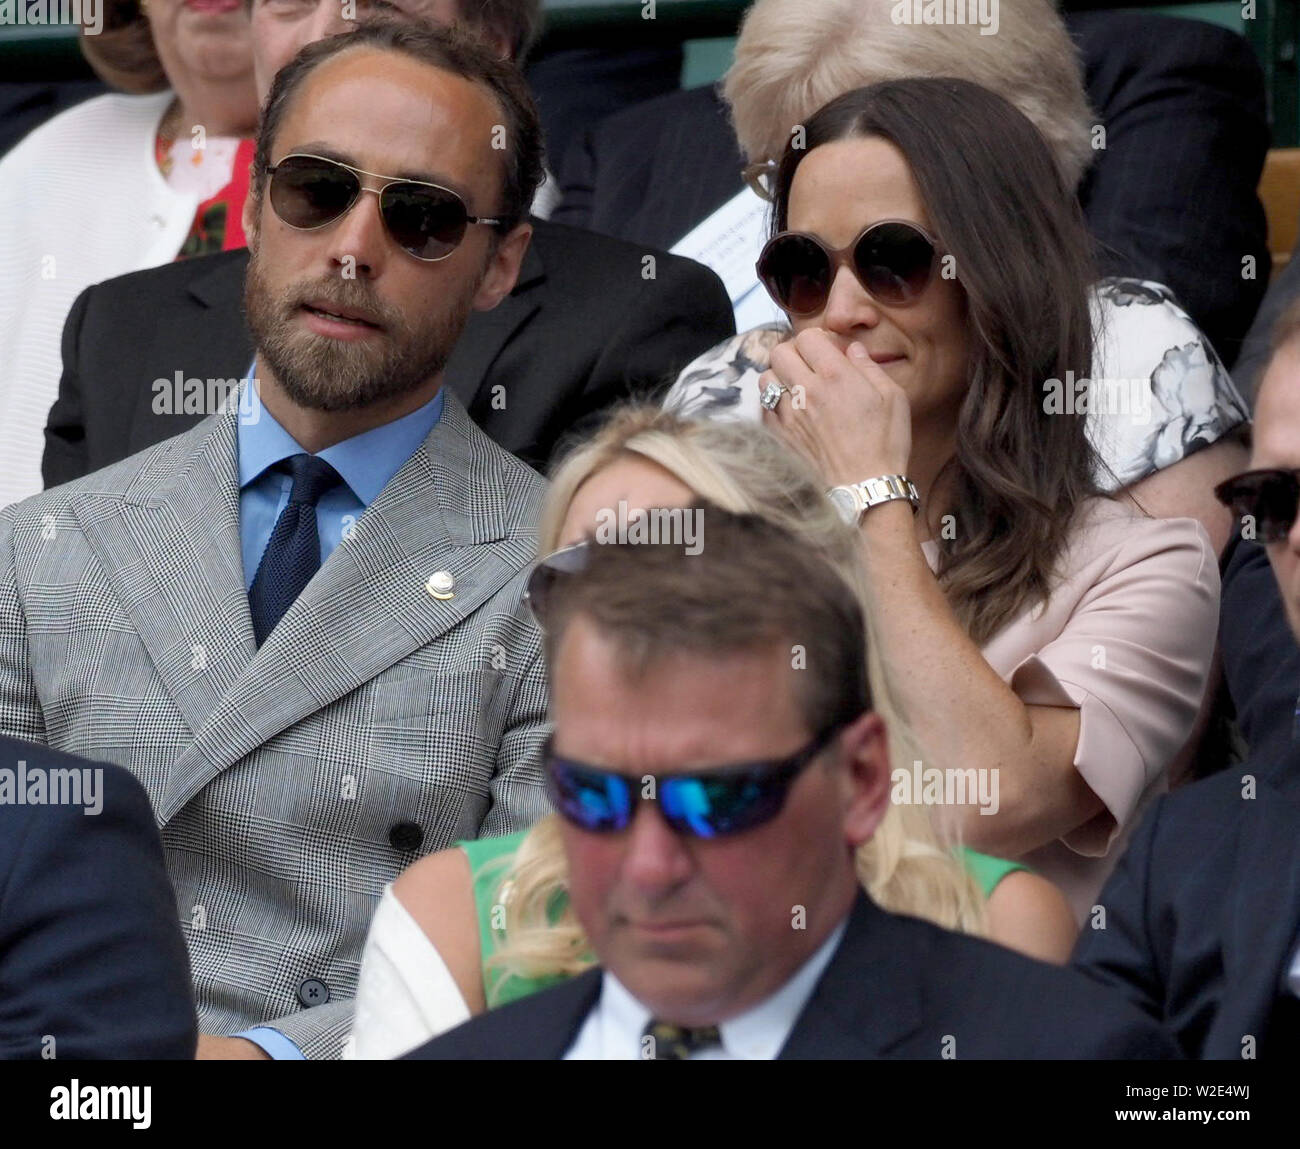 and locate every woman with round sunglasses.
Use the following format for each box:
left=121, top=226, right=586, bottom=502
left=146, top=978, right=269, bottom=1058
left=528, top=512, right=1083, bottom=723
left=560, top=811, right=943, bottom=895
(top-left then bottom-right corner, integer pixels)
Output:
left=666, top=0, right=1250, bottom=561
left=347, top=406, right=1079, bottom=1060
left=671, top=78, right=1218, bottom=919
